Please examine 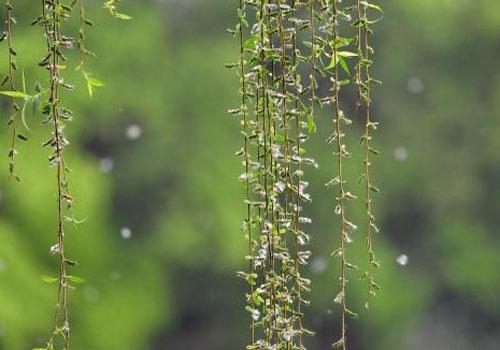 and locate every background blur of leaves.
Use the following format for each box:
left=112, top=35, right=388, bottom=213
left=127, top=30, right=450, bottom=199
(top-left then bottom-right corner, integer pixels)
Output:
left=0, top=0, right=499, bottom=349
